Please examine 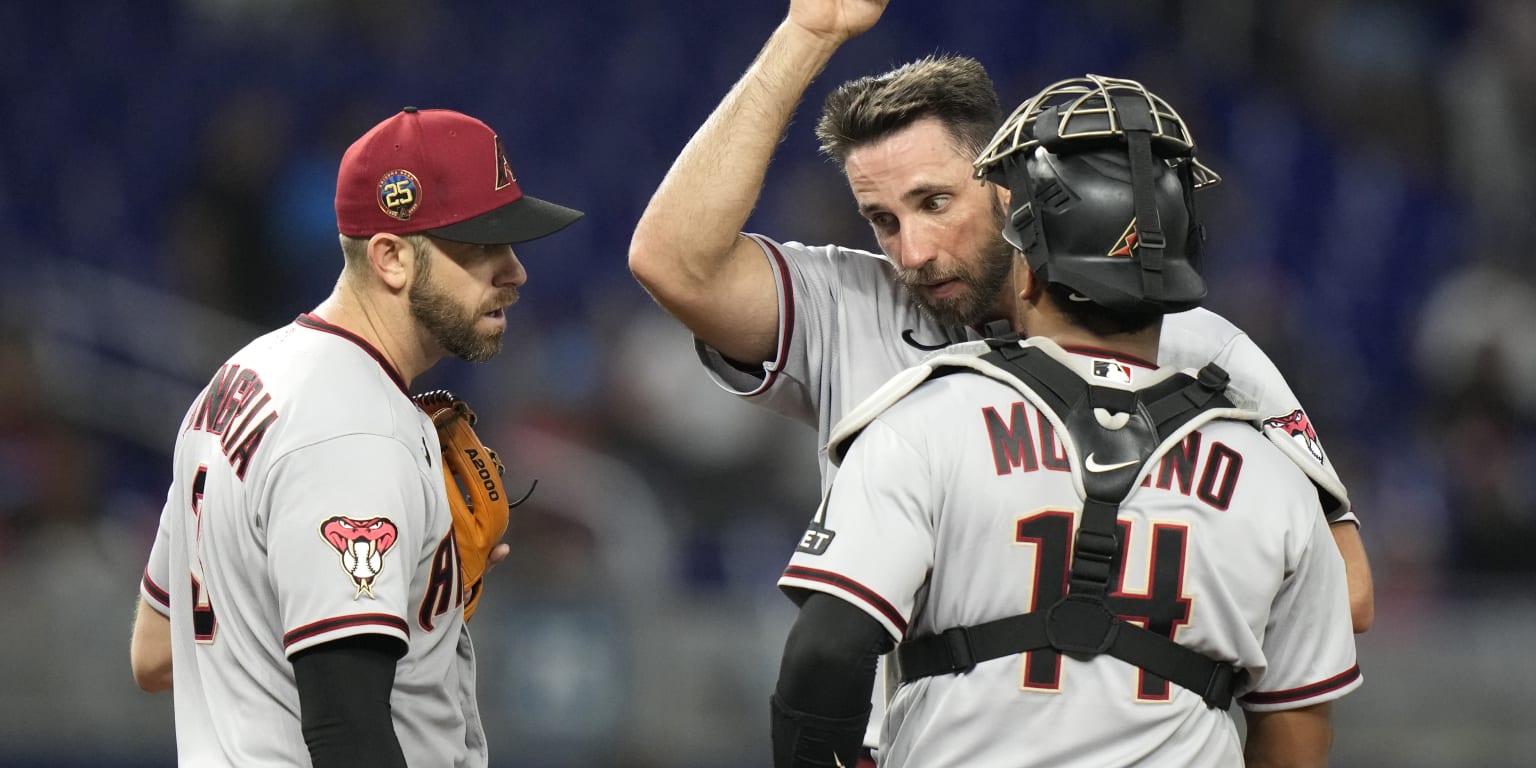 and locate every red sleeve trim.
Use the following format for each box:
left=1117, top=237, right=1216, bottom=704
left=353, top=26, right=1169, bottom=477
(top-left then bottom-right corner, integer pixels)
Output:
left=142, top=569, right=170, bottom=608
left=744, top=234, right=795, bottom=396
left=283, top=613, right=411, bottom=649
left=1241, top=664, right=1361, bottom=705
left=782, top=565, right=906, bottom=634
